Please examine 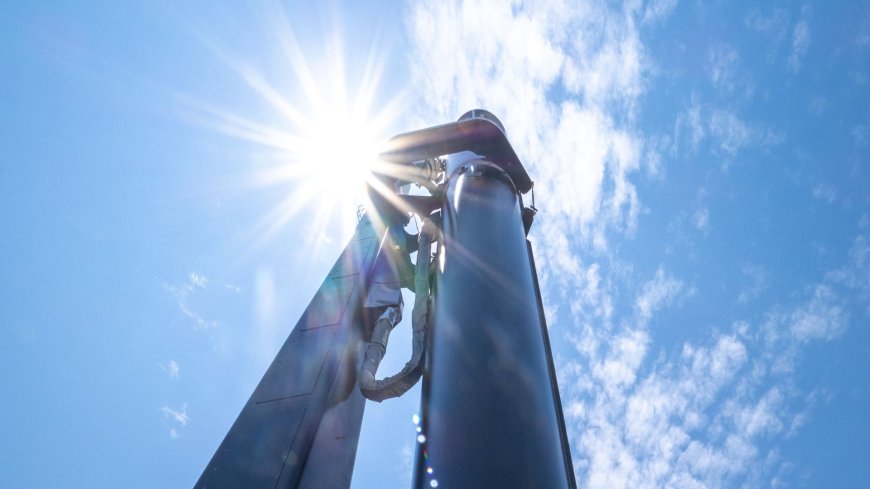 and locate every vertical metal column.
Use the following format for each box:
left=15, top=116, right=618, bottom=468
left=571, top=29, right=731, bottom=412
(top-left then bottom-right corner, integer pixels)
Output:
left=414, top=159, right=573, bottom=488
